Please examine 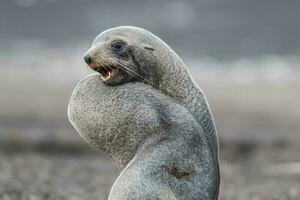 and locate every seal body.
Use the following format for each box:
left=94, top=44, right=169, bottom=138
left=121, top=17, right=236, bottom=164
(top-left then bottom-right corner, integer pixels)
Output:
left=68, top=74, right=170, bottom=168
left=84, top=26, right=219, bottom=173
left=109, top=127, right=217, bottom=200
left=68, top=74, right=218, bottom=199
